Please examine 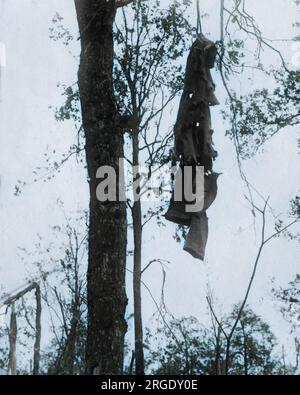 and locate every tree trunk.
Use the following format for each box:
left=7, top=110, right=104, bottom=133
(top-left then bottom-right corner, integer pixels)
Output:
left=56, top=303, right=80, bottom=375
left=132, top=131, right=144, bottom=375
left=8, top=304, right=17, bottom=375
left=33, top=285, right=41, bottom=375
left=241, top=322, right=249, bottom=375
left=74, top=0, right=127, bottom=374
